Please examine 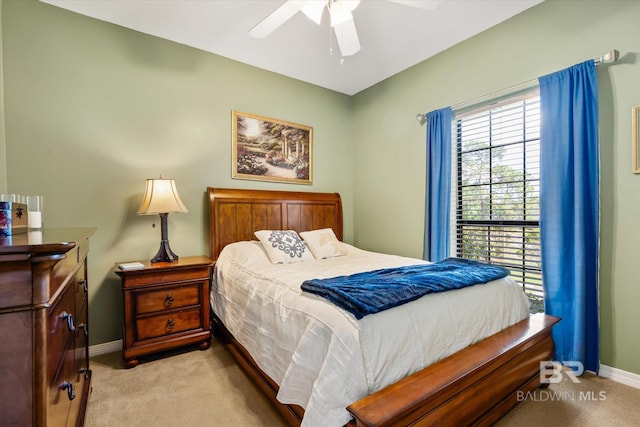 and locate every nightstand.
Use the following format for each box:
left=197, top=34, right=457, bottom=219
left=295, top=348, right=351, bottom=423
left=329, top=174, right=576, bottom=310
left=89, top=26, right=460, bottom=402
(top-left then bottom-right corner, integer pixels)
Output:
left=114, top=256, right=213, bottom=368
